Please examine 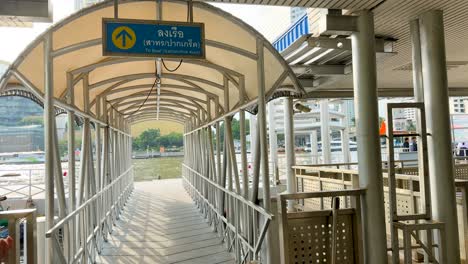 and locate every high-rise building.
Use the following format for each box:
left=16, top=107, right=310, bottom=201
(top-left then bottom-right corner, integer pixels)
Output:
left=450, top=97, right=466, bottom=113
left=0, top=0, right=52, bottom=26
left=404, top=108, right=416, bottom=121
left=290, top=7, right=307, bottom=23
left=75, top=0, right=103, bottom=11
left=343, top=100, right=355, bottom=127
